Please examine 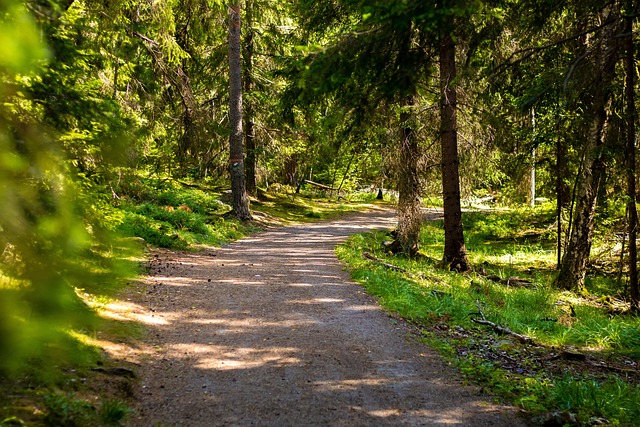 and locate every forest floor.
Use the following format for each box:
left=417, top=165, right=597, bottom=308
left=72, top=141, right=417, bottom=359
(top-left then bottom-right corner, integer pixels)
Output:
left=102, top=206, right=528, bottom=426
